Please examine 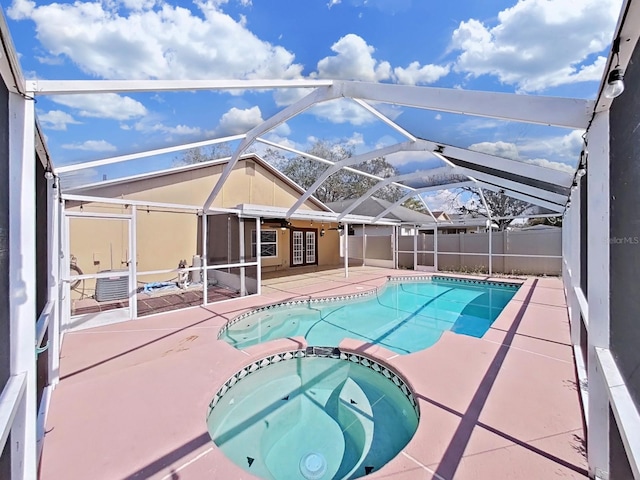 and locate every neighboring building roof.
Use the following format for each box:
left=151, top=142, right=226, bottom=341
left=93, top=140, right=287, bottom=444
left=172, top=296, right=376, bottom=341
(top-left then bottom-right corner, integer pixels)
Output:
left=326, top=197, right=435, bottom=225
left=446, top=212, right=490, bottom=228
